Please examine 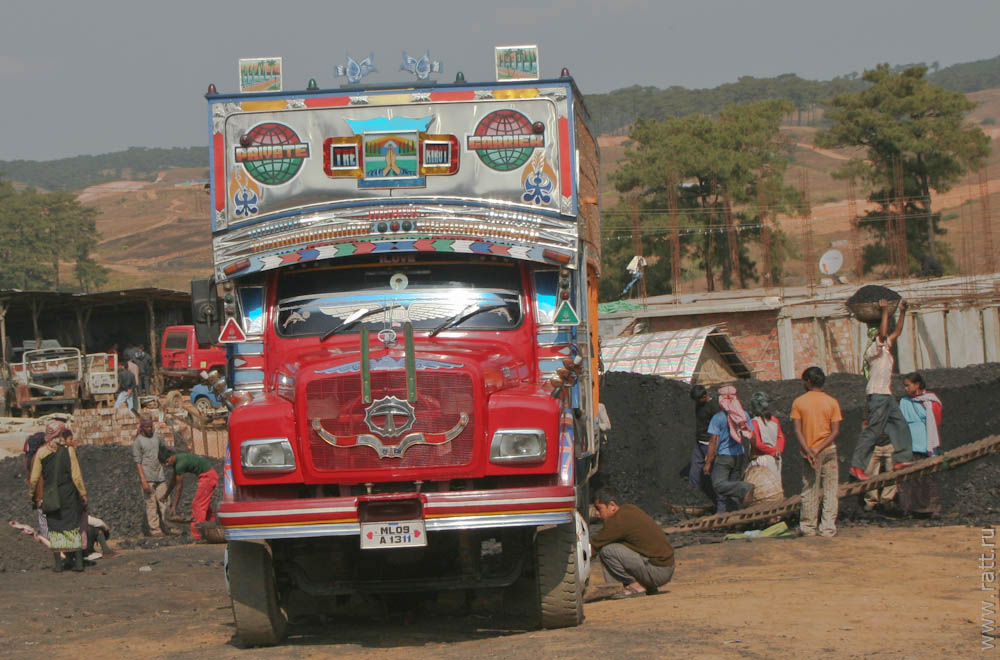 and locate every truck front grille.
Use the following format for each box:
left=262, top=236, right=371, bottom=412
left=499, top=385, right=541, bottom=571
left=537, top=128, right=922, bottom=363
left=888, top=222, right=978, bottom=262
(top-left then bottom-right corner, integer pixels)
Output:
left=305, top=371, right=474, bottom=472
